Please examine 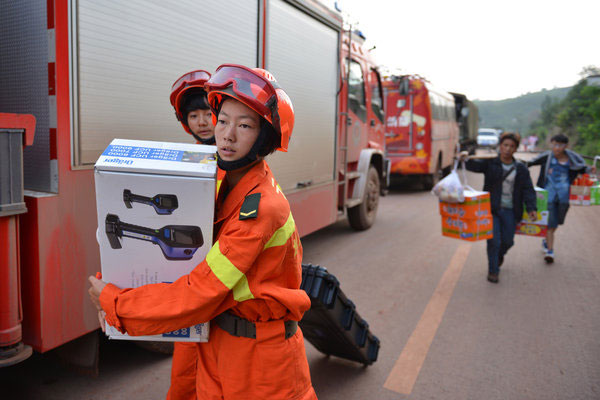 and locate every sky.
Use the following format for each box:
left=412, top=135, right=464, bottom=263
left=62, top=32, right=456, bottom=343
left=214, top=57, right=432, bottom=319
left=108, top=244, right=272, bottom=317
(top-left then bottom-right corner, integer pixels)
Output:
left=326, top=0, right=599, bottom=101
